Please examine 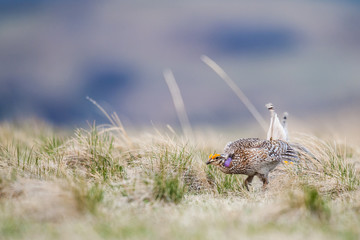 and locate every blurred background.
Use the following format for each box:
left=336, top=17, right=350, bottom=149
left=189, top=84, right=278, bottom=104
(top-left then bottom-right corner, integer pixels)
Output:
left=1, top=0, right=360, bottom=133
